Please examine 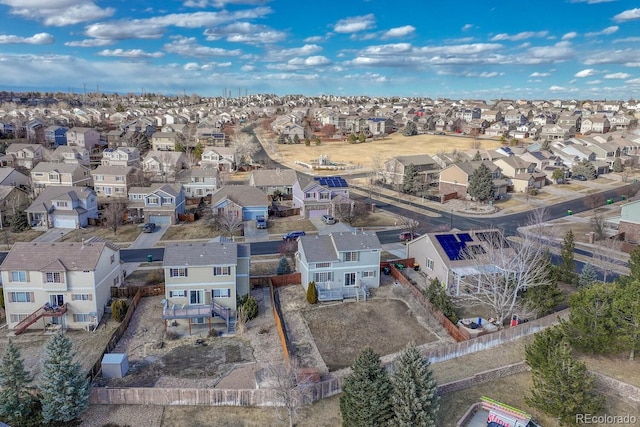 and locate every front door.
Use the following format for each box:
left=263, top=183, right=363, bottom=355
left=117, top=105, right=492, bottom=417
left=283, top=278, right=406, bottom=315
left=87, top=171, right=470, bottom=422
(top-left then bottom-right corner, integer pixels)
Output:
left=345, top=272, right=356, bottom=286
